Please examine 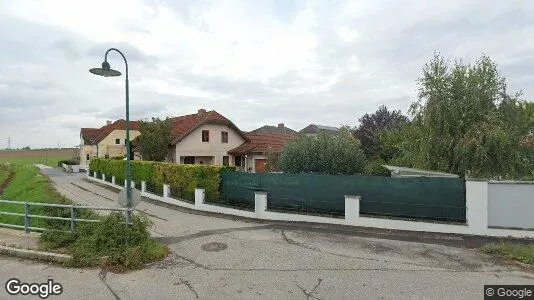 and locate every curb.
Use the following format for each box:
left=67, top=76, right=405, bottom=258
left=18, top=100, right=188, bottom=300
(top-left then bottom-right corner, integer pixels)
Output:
left=0, top=245, right=72, bottom=263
